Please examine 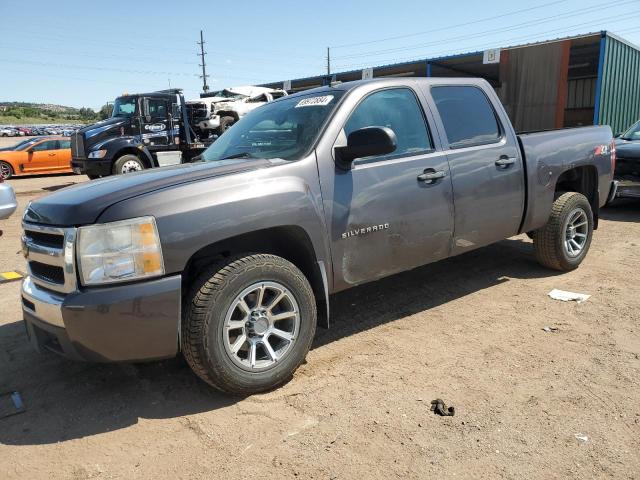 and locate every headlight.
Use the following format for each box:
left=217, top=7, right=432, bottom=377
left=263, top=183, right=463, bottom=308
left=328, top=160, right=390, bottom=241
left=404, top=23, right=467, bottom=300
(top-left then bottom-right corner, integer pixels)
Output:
left=77, top=216, right=164, bottom=286
left=88, top=149, right=107, bottom=158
